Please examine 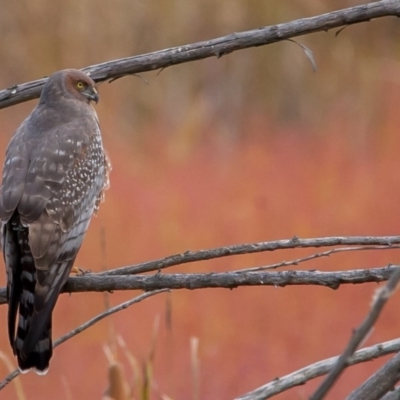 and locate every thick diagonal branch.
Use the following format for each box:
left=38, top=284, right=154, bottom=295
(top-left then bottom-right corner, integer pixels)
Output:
left=236, top=338, right=400, bottom=400
left=0, top=0, right=399, bottom=109
left=311, top=267, right=400, bottom=400
left=347, top=352, right=400, bottom=400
